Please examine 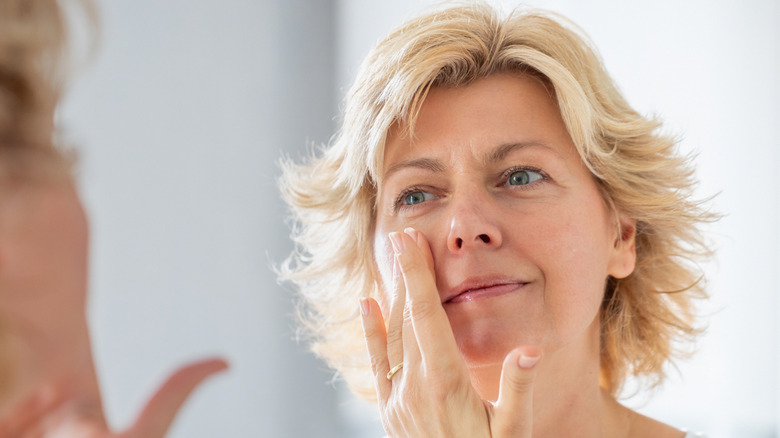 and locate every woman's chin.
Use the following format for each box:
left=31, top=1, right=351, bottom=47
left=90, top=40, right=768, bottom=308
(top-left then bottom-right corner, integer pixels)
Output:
left=453, top=326, right=537, bottom=368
